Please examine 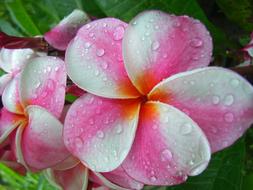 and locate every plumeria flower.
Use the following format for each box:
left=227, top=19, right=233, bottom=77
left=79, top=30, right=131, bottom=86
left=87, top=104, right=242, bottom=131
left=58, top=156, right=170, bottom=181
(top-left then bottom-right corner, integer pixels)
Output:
left=0, top=48, right=37, bottom=95
left=0, top=56, right=69, bottom=171
left=64, top=10, right=253, bottom=186
left=44, top=105, right=143, bottom=190
left=45, top=161, right=144, bottom=190
left=0, top=135, right=26, bottom=175
left=44, top=9, right=90, bottom=51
